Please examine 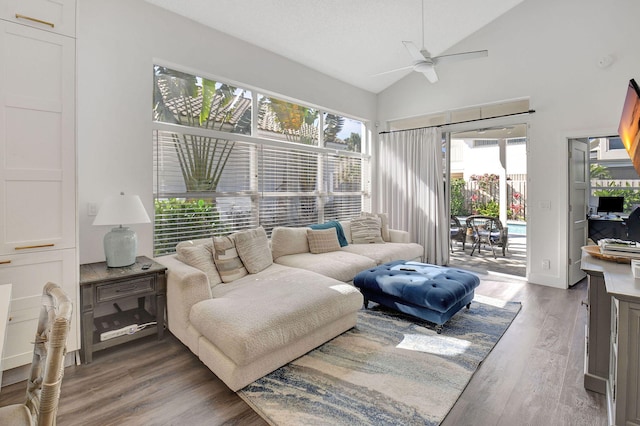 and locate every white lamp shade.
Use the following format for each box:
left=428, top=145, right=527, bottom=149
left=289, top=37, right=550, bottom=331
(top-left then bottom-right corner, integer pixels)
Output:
left=93, top=194, right=150, bottom=226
